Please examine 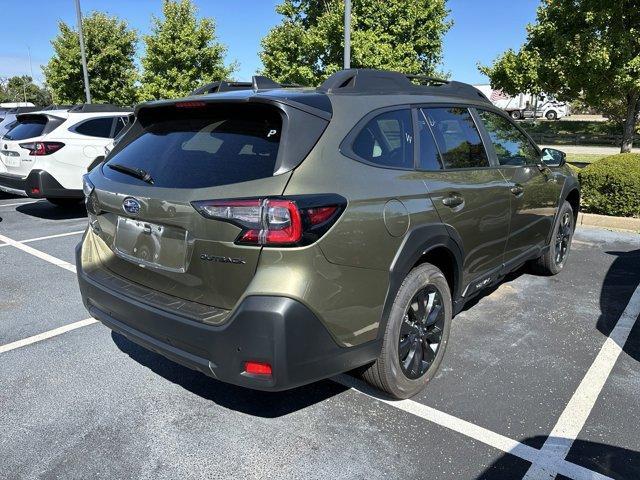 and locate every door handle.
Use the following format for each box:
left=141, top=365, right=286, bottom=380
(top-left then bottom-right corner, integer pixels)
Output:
left=442, top=194, right=464, bottom=208
left=510, top=184, right=524, bottom=196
